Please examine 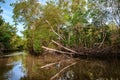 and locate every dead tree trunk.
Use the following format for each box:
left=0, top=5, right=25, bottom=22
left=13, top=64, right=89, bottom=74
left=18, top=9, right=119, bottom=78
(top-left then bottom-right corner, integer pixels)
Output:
left=52, top=40, right=77, bottom=54
left=42, top=46, right=74, bottom=55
